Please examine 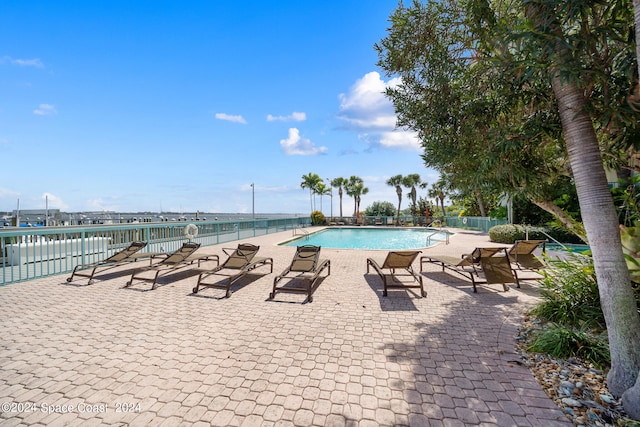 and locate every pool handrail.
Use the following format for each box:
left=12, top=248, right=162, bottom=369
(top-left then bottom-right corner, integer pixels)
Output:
left=525, top=227, right=569, bottom=252
left=425, top=230, right=449, bottom=246
left=293, top=228, right=310, bottom=239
